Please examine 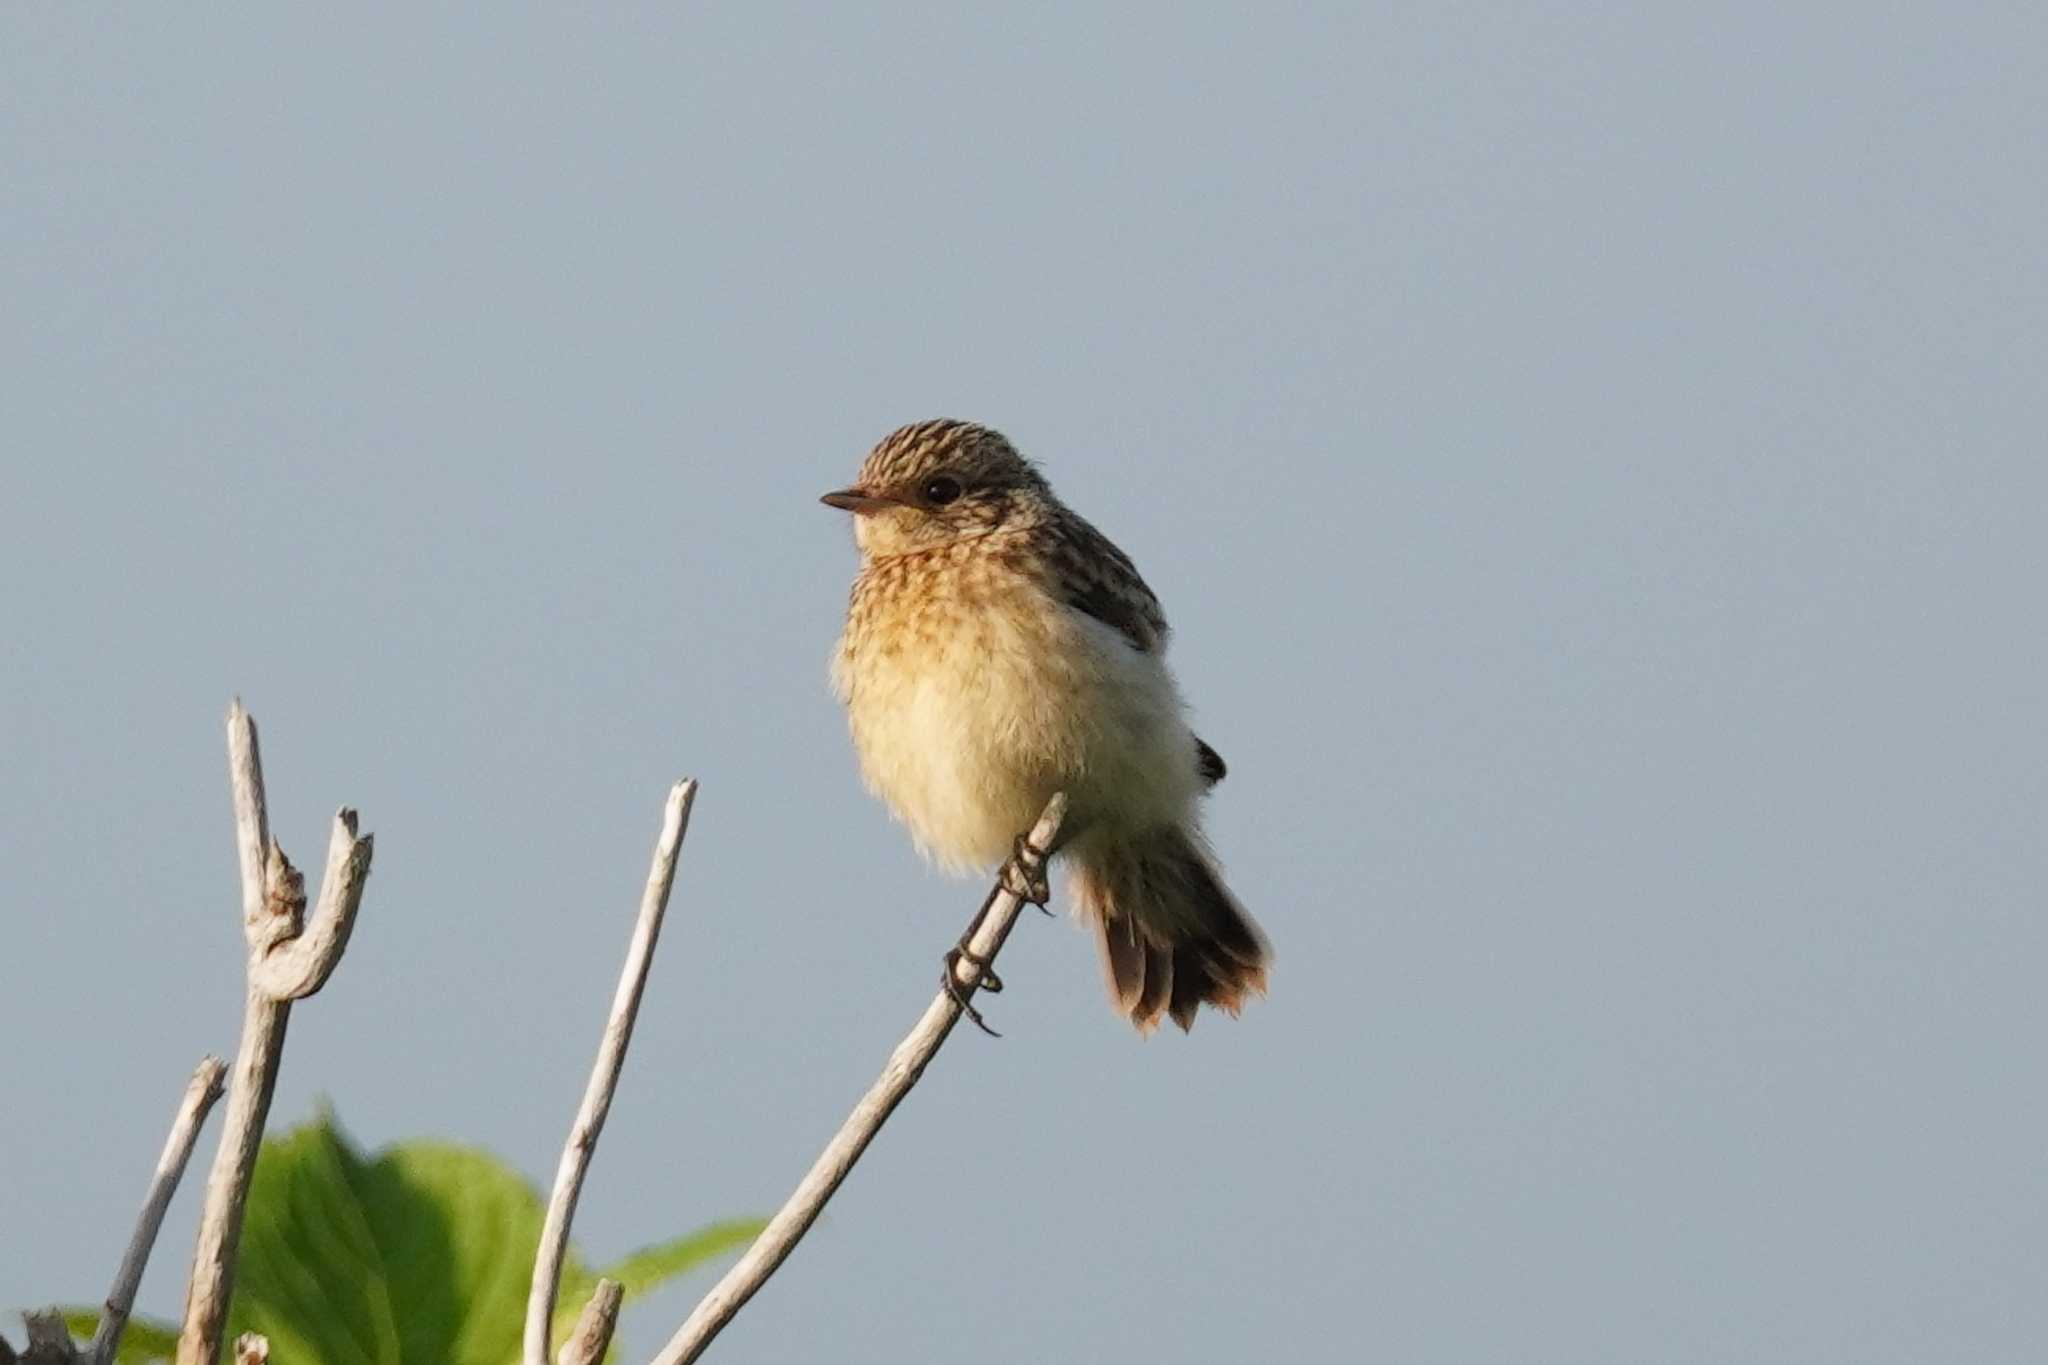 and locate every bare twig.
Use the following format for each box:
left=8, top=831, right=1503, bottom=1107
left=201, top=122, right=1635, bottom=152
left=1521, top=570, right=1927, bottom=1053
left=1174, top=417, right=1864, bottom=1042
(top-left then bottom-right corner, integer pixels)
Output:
left=556, top=1280, right=623, bottom=1365
left=89, top=1056, right=229, bottom=1365
left=649, top=793, right=1067, bottom=1365
left=177, top=702, right=373, bottom=1365
left=524, top=780, right=699, bottom=1365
